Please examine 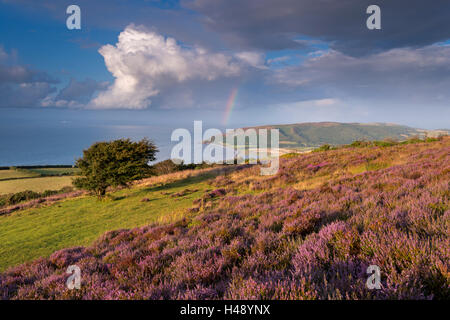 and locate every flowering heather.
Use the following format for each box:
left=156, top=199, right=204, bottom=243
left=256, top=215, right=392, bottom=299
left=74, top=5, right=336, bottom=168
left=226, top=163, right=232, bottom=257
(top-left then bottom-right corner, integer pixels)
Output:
left=1, top=137, right=449, bottom=299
